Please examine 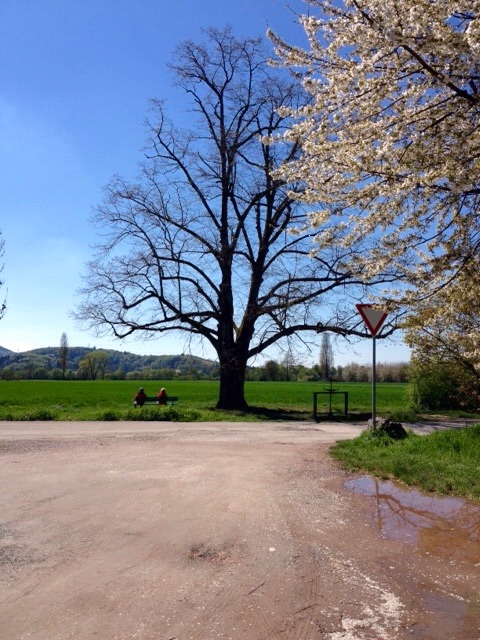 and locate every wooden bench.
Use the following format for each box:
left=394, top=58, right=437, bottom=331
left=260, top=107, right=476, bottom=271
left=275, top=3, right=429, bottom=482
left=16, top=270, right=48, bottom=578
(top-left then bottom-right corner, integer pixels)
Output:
left=133, top=396, right=179, bottom=408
